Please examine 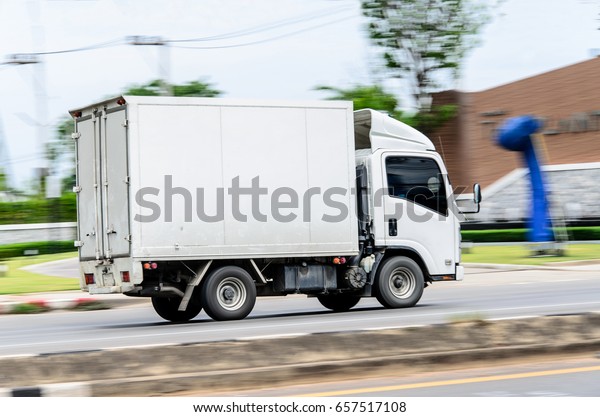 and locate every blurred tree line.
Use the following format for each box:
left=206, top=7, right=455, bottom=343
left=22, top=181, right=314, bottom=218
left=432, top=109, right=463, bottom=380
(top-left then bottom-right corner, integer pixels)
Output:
left=0, top=194, right=76, bottom=224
